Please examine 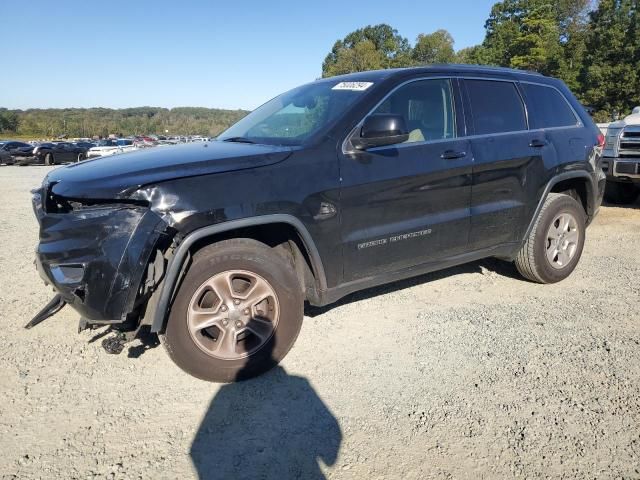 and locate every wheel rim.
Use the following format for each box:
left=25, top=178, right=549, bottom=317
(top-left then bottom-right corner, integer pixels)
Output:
left=545, top=212, right=579, bottom=269
left=187, top=269, right=280, bottom=360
